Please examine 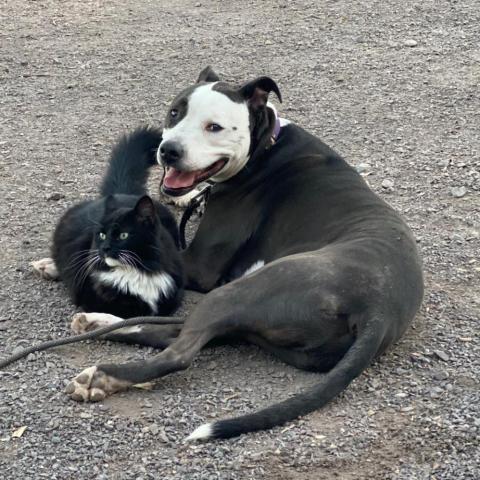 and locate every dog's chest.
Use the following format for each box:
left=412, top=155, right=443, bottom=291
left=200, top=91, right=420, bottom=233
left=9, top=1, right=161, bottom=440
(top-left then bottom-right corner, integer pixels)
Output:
left=93, top=268, right=175, bottom=313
